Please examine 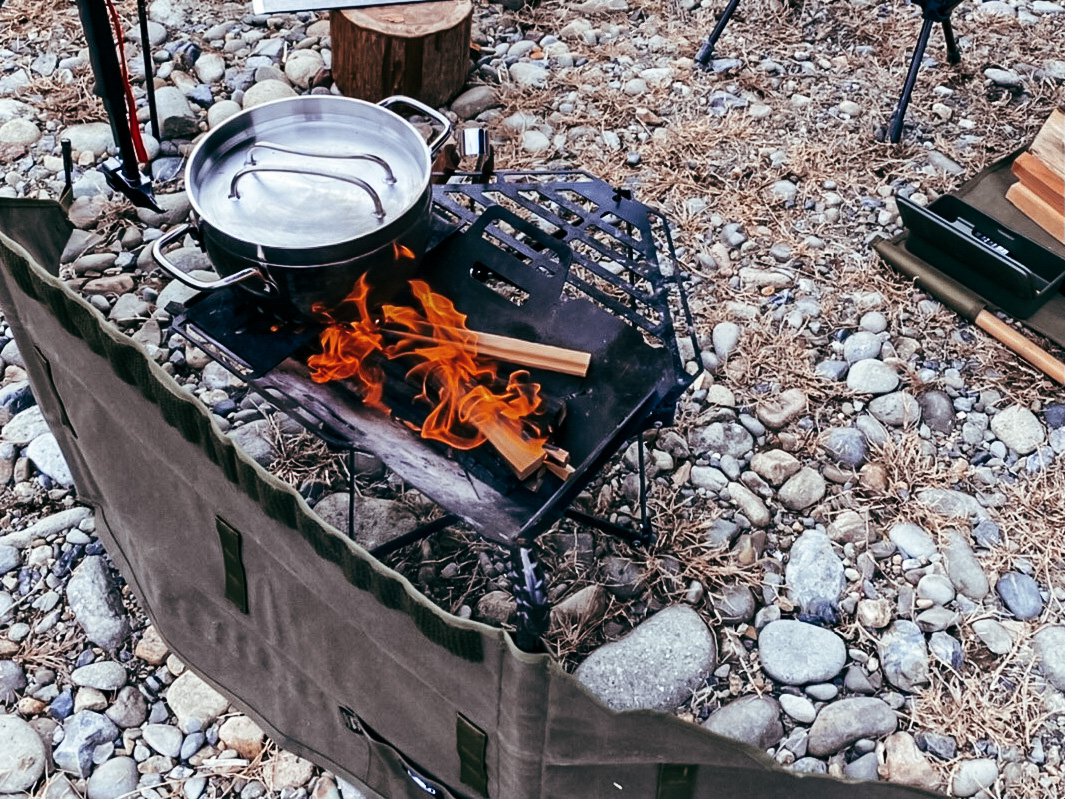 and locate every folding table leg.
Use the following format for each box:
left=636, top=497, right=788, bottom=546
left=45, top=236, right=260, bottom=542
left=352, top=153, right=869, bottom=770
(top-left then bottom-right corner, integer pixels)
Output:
left=941, top=18, right=961, bottom=66
left=887, top=16, right=935, bottom=143
left=694, top=0, right=742, bottom=67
